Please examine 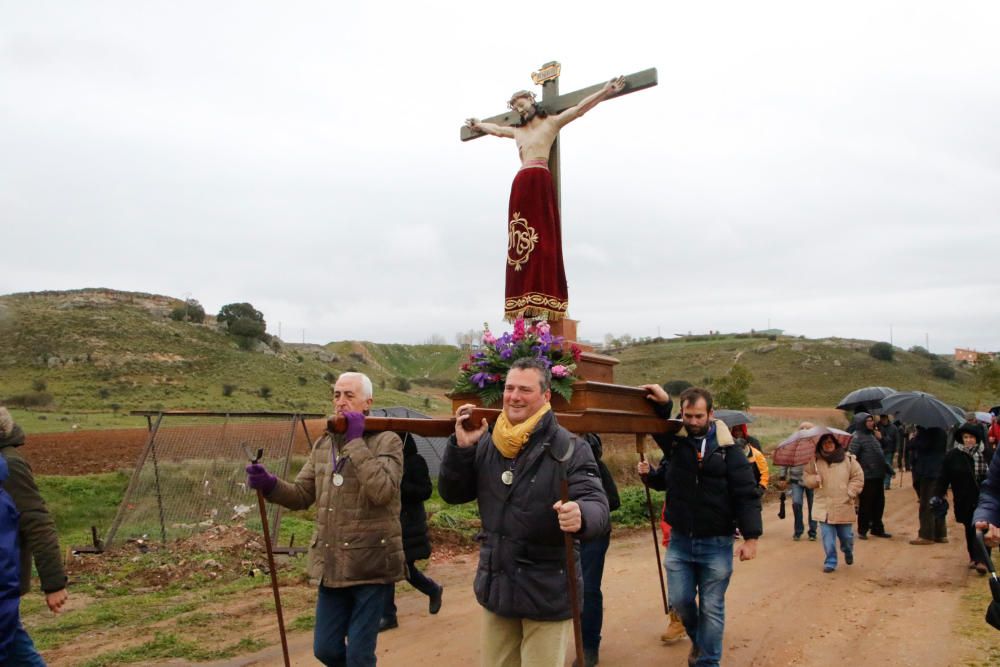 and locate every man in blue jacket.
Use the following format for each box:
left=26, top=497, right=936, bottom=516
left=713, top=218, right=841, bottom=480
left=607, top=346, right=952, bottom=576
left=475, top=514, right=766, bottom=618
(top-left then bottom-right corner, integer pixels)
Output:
left=641, top=385, right=762, bottom=667
left=440, top=357, right=609, bottom=667
left=973, top=441, right=1000, bottom=547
